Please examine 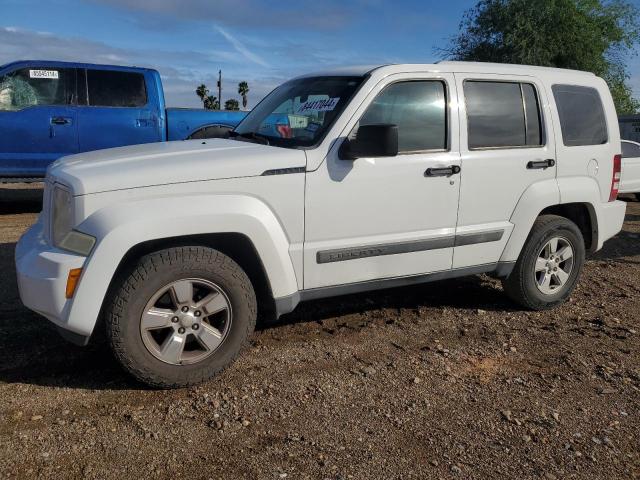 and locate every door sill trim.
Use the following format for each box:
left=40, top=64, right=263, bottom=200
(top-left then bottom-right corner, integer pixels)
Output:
left=274, top=261, right=515, bottom=317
